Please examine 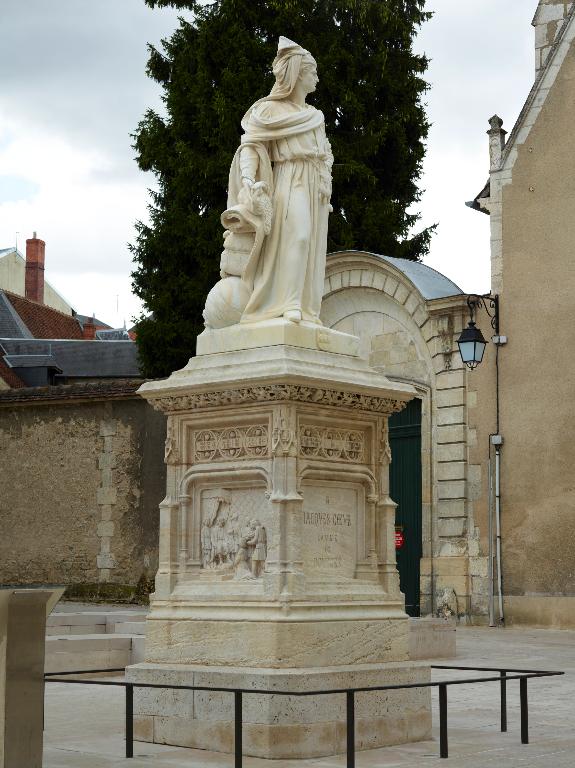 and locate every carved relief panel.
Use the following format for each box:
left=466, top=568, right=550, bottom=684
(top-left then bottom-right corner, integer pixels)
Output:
left=198, top=486, right=270, bottom=581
